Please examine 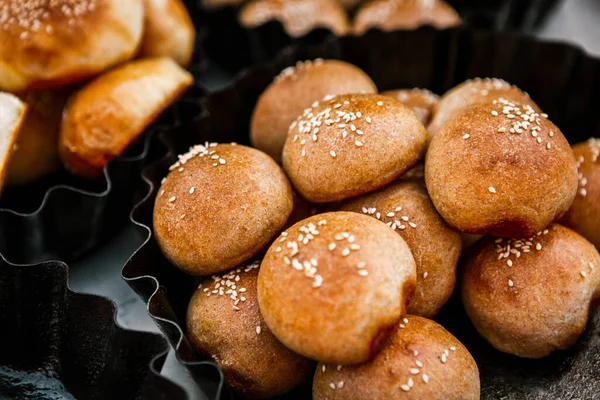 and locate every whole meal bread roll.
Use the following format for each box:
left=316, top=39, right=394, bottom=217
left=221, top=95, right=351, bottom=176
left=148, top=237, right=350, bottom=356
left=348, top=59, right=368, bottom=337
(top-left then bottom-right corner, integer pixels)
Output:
left=258, top=212, right=417, bottom=365
left=60, top=57, right=193, bottom=178
left=0, top=92, right=26, bottom=191
left=354, top=0, right=461, bottom=35
left=282, top=93, right=428, bottom=203
left=0, top=0, right=144, bottom=92
left=461, top=224, right=600, bottom=358
left=139, top=0, right=196, bottom=67
left=154, top=143, right=293, bottom=276
left=239, top=0, right=350, bottom=38
left=561, top=139, right=600, bottom=248
left=187, top=261, right=314, bottom=398
left=428, top=78, right=540, bottom=140
left=340, top=180, right=462, bottom=318
left=382, top=88, right=439, bottom=127
left=425, top=100, right=578, bottom=237
left=313, top=316, right=480, bottom=400
left=251, top=59, right=377, bottom=163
